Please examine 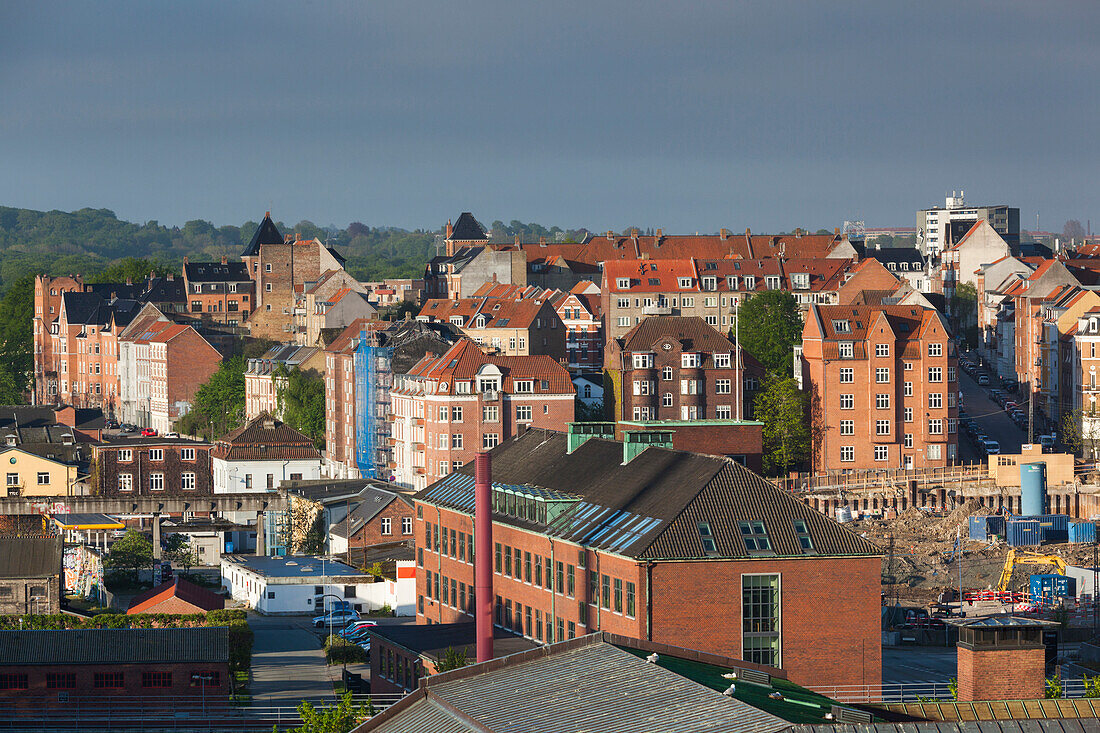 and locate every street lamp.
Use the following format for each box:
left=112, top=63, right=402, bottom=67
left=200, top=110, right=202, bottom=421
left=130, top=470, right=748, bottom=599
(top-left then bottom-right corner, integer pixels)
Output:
left=191, top=673, right=214, bottom=720
left=319, top=592, right=350, bottom=691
